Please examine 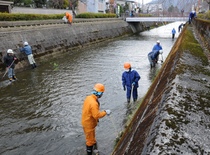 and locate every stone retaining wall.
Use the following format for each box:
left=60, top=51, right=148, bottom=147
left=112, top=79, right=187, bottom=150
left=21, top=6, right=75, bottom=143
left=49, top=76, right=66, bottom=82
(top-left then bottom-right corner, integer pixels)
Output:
left=0, top=18, right=133, bottom=74
left=193, top=18, right=210, bottom=56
